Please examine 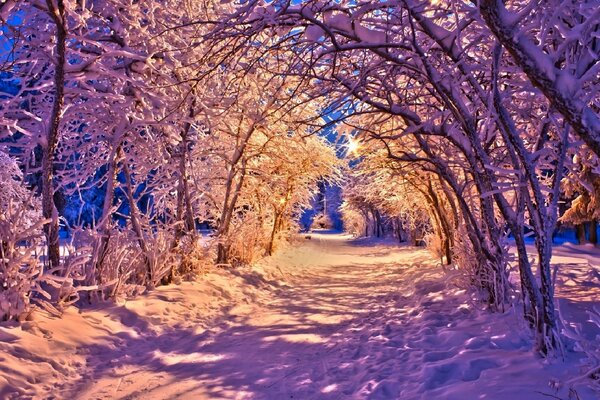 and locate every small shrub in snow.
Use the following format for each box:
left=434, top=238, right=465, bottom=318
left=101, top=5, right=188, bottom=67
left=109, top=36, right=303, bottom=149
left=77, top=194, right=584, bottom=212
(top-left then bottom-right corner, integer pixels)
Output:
left=173, top=234, right=212, bottom=279
left=227, top=215, right=270, bottom=265
left=0, top=151, right=44, bottom=321
left=87, top=227, right=156, bottom=300
left=86, top=220, right=189, bottom=299
left=0, top=204, right=45, bottom=321
left=145, top=230, right=178, bottom=287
